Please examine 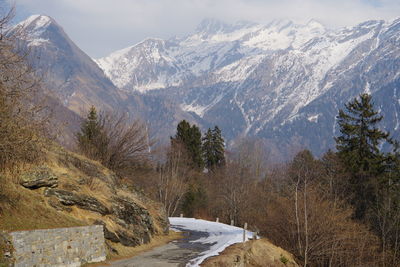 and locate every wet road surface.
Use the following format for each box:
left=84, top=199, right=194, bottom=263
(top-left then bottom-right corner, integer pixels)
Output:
left=101, top=226, right=214, bottom=267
